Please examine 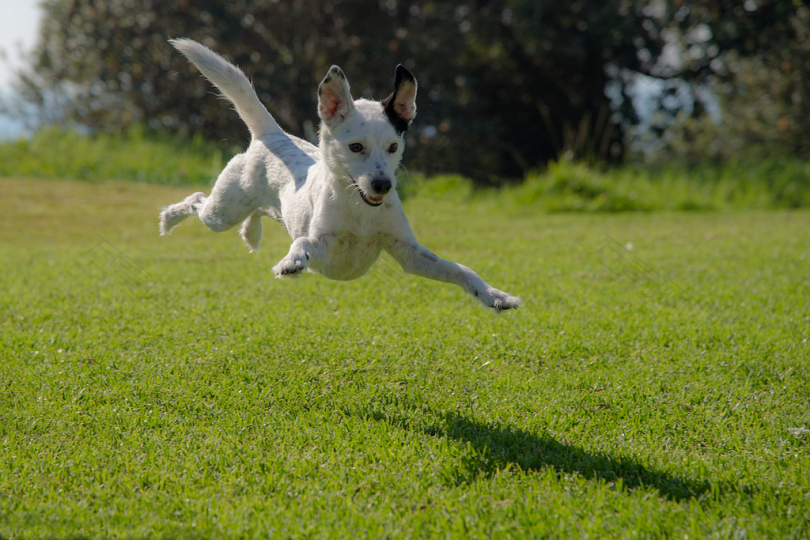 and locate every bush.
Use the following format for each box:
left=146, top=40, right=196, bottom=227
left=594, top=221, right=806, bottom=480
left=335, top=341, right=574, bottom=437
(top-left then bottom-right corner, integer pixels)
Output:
left=501, top=158, right=810, bottom=212
left=0, top=125, right=236, bottom=186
